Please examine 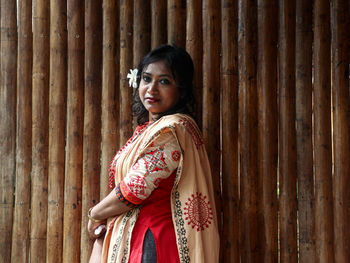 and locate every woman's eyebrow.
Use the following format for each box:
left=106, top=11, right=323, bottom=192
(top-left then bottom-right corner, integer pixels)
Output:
left=143, top=72, right=171, bottom=78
